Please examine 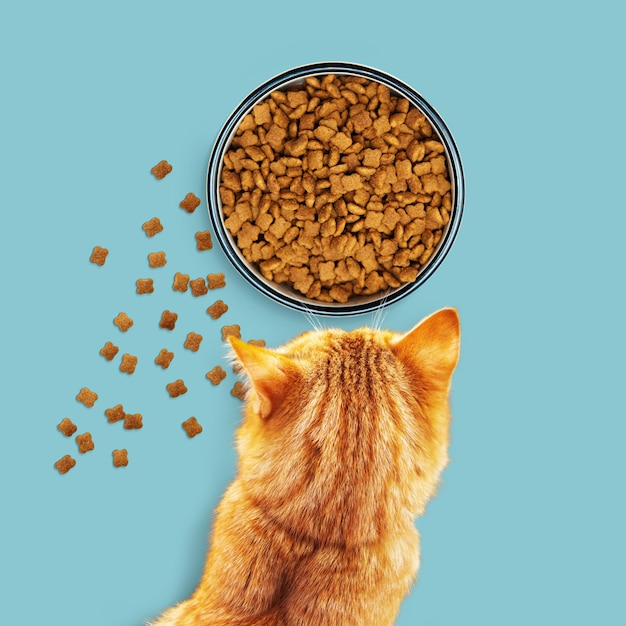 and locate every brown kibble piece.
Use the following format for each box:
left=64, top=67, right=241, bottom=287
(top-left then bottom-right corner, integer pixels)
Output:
left=190, top=277, right=208, bottom=297
left=142, top=217, right=164, bottom=237
left=208, top=273, right=226, bottom=289
left=180, top=192, right=201, bottom=213
left=113, top=449, right=128, bottom=467
left=76, top=432, right=94, bottom=454
left=155, top=349, right=174, bottom=369
left=159, top=310, right=178, bottom=330
left=114, top=312, right=133, bottom=332
left=207, top=300, right=228, bottom=319
left=247, top=339, right=267, bottom=347
left=123, top=413, right=143, bottom=430
left=105, top=404, right=126, bottom=423
left=195, top=231, right=213, bottom=251
left=231, top=381, right=247, bottom=400
left=206, top=365, right=227, bottom=385
left=136, top=278, right=154, bottom=294
left=167, top=379, right=188, bottom=397
left=57, top=418, right=77, bottom=437
left=148, top=252, right=167, bottom=268
left=120, top=354, right=138, bottom=374
left=54, top=455, right=76, bottom=474
left=184, top=332, right=203, bottom=352
left=151, top=160, right=172, bottom=179
left=90, top=246, right=109, bottom=266
left=182, top=417, right=203, bottom=438
left=173, top=272, right=190, bottom=292
left=99, top=341, right=119, bottom=361
left=76, top=387, right=98, bottom=407
left=221, top=324, right=241, bottom=341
